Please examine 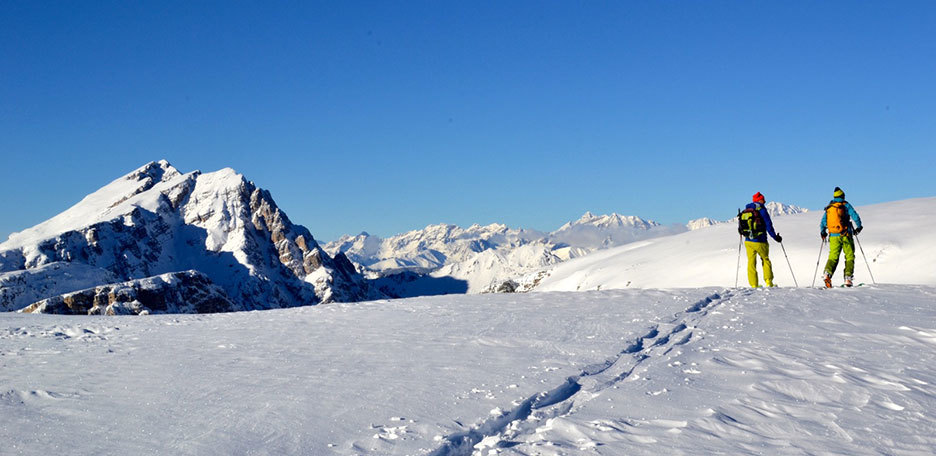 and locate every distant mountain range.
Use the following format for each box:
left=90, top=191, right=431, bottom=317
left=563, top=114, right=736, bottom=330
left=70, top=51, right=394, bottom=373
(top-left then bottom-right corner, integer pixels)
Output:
left=324, top=202, right=809, bottom=294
